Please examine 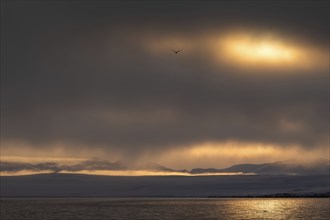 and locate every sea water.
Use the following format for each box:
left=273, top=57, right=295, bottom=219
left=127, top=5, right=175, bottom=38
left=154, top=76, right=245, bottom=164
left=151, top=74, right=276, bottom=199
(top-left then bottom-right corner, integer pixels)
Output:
left=1, top=198, right=329, bottom=220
